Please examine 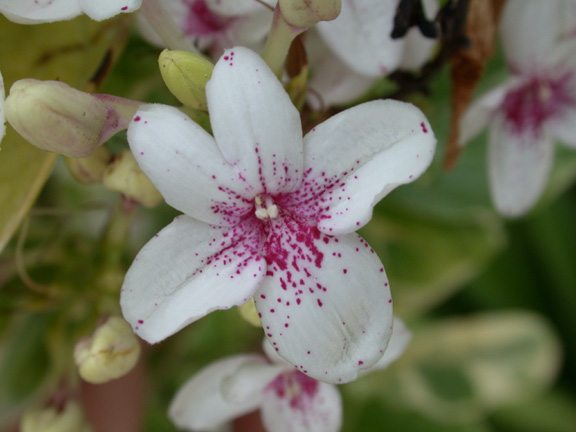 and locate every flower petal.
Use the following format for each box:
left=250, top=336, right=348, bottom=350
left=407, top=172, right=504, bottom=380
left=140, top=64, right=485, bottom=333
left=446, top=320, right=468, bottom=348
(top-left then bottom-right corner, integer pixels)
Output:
left=284, top=100, right=435, bottom=236
left=206, top=47, right=303, bottom=195
left=261, top=371, right=342, bottom=432
left=553, top=106, right=576, bottom=148
left=128, top=104, right=252, bottom=226
left=500, top=0, right=564, bottom=70
left=307, top=42, right=377, bottom=109
left=255, top=220, right=393, bottom=384
left=80, top=0, right=141, bottom=21
left=488, top=117, right=555, bottom=217
left=0, top=0, right=81, bottom=24
left=317, top=0, right=403, bottom=77
left=363, top=317, right=411, bottom=374
left=232, top=8, right=275, bottom=47
left=169, top=355, right=267, bottom=431
left=221, top=359, right=285, bottom=403
left=206, top=0, right=275, bottom=16
left=120, top=215, right=266, bottom=343
left=399, top=0, right=438, bottom=71
left=460, top=83, right=511, bottom=145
